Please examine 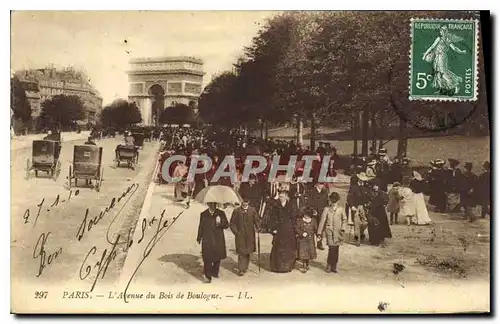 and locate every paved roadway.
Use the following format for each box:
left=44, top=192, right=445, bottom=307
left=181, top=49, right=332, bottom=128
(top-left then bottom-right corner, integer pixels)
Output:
left=11, top=136, right=160, bottom=294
